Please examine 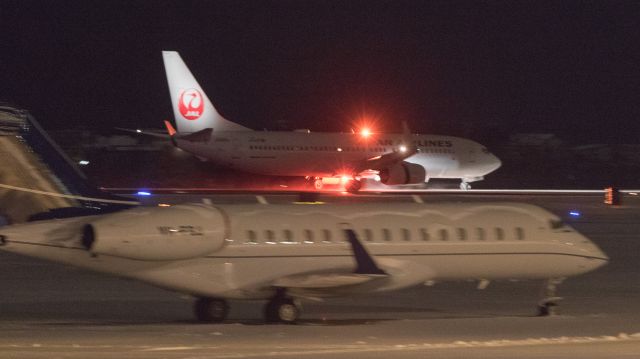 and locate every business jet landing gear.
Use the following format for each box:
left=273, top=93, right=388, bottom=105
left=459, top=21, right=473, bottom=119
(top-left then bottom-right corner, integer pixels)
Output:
left=537, top=278, right=565, bottom=316
left=460, top=181, right=471, bottom=191
left=264, top=290, right=300, bottom=323
left=194, top=297, right=229, bottom=322
left=345, top=179, right=362, bottom=193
